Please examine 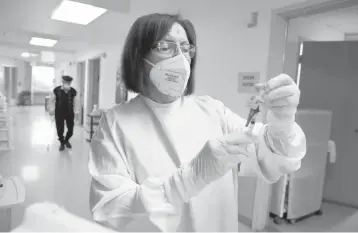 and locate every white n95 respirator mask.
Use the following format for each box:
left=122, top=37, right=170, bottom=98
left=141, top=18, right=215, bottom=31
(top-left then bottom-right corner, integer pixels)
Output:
left=63, top=84, right=70, bottom=90
left=144, top=54, right=191, bottom=97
